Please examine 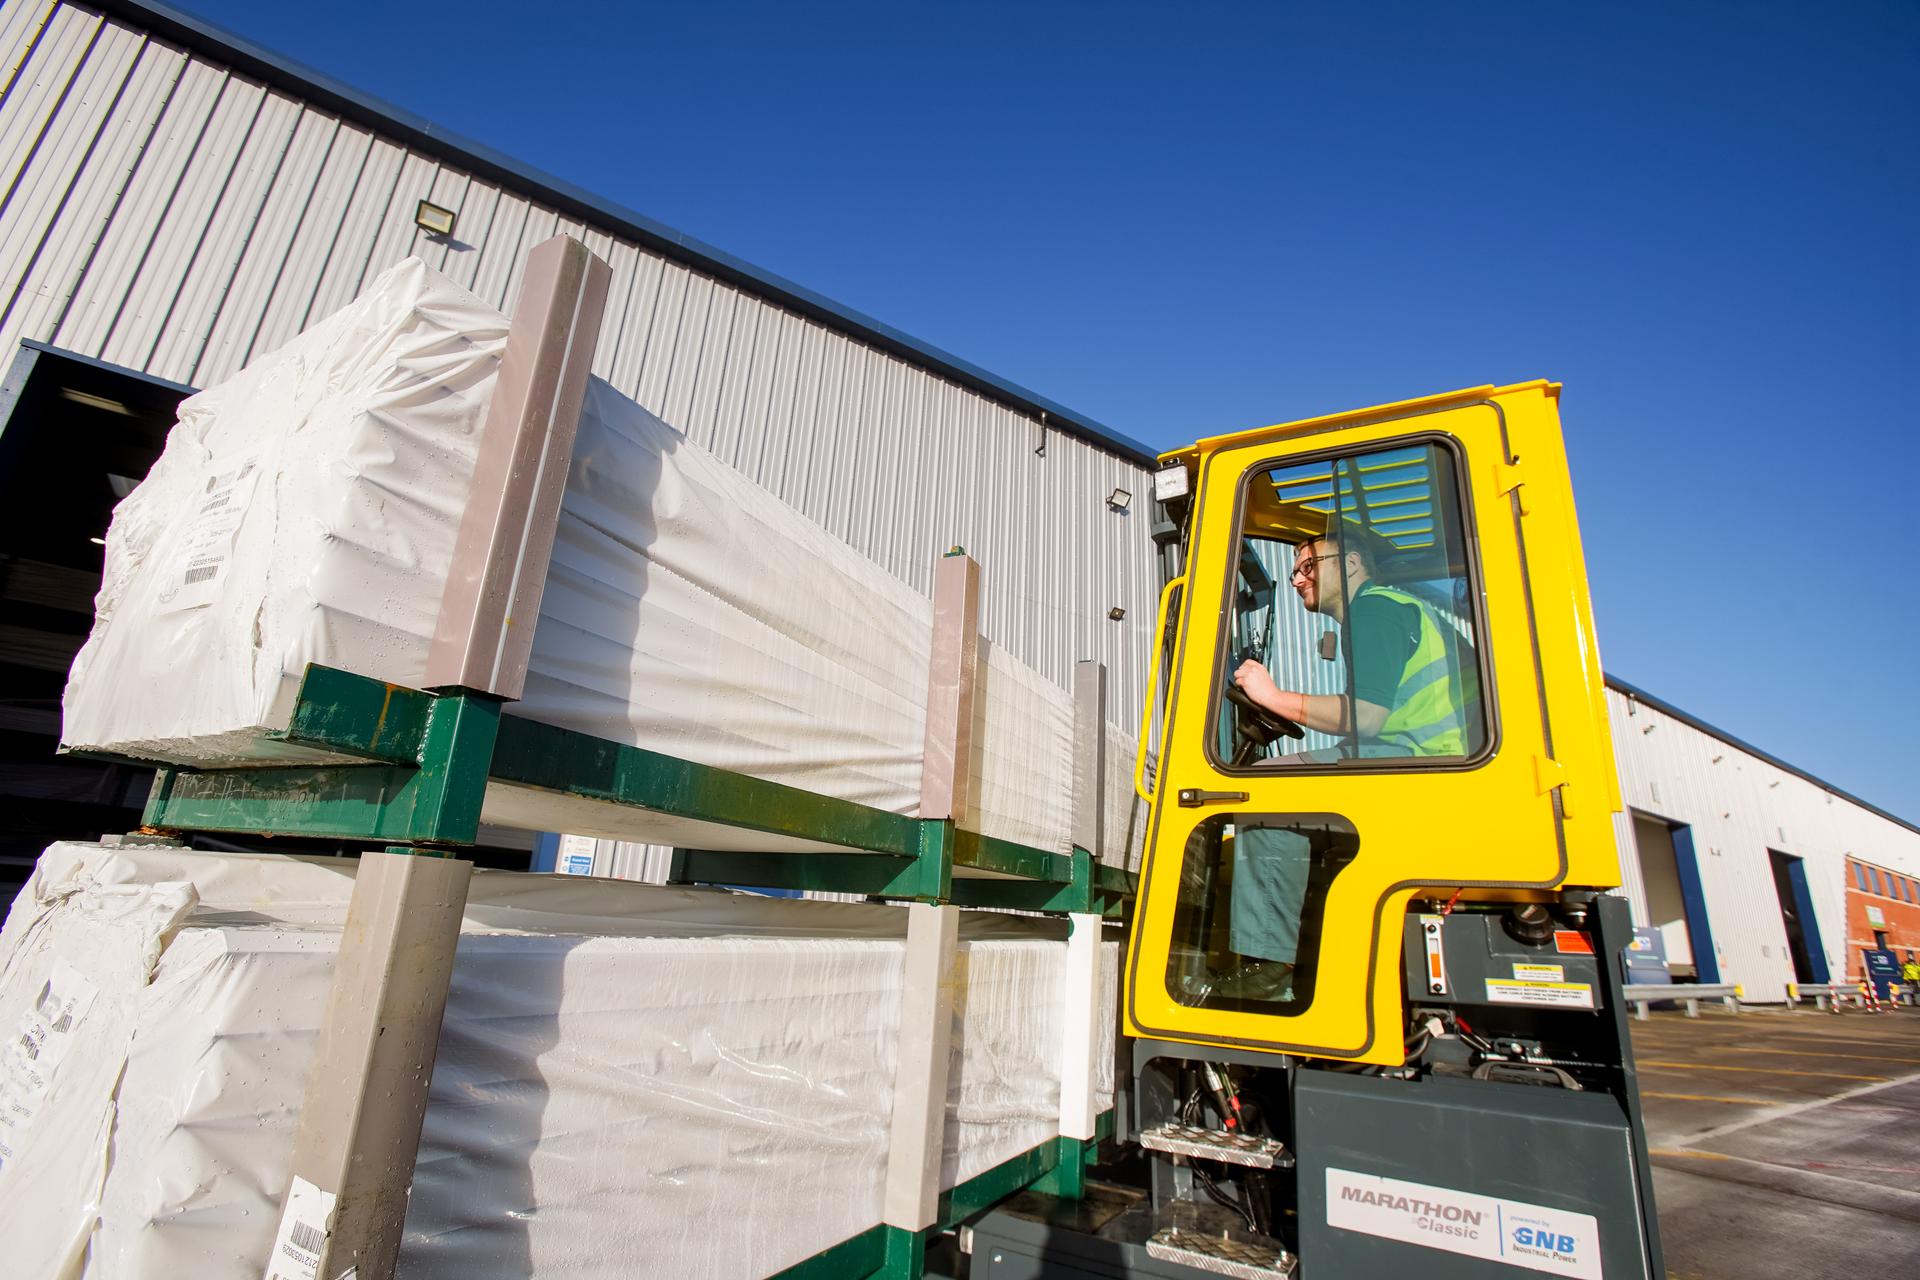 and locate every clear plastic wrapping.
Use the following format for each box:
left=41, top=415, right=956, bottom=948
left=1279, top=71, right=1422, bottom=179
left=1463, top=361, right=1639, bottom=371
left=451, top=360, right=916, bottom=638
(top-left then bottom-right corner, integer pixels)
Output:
left=0, top=842, right=1118, bottom=1279
left=62, top=258, right=1142, bottom=858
